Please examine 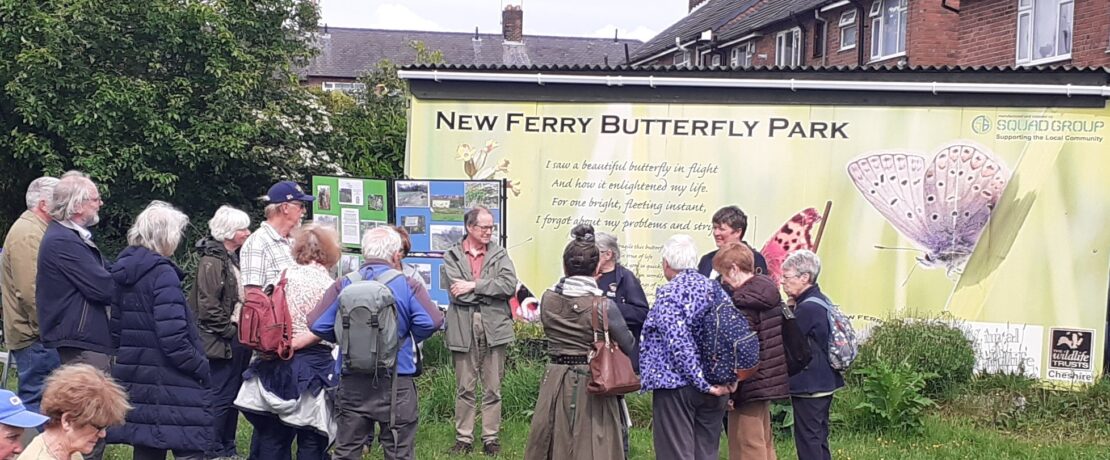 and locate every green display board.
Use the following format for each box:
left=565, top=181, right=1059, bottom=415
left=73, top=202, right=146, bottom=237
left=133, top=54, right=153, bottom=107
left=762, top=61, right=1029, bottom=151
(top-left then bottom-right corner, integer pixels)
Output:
left=310, top=176, right=390, bottom=251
